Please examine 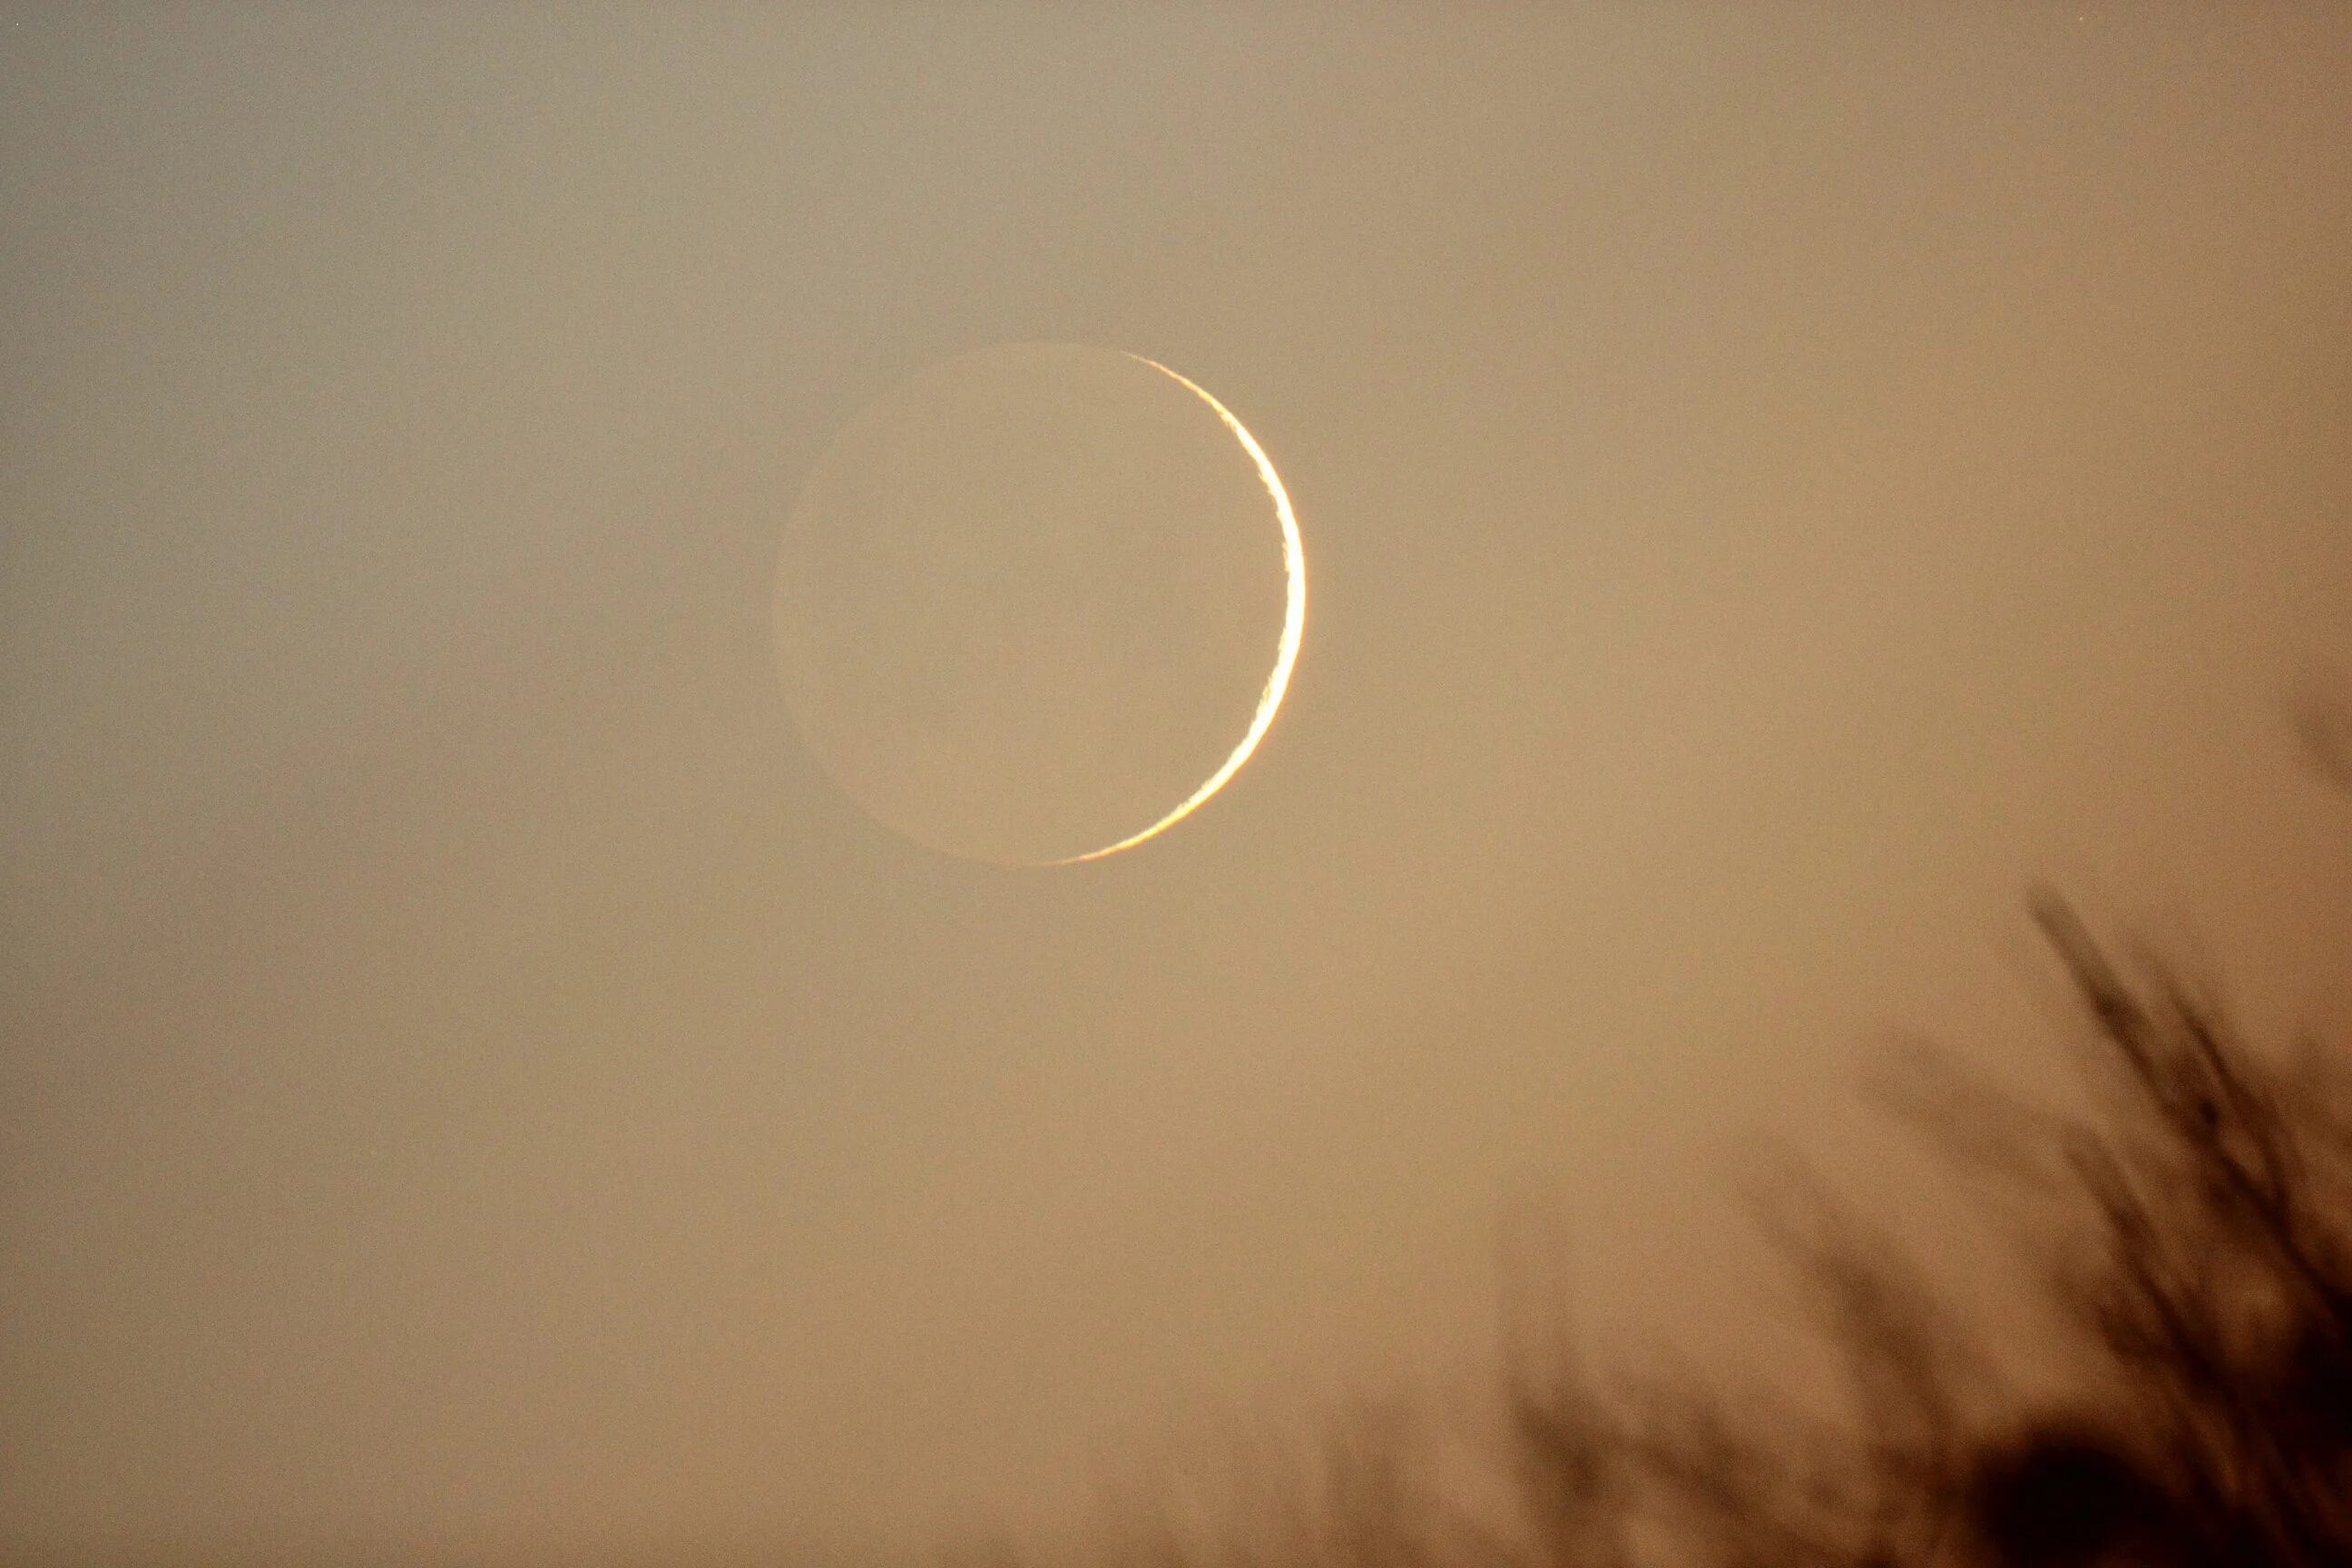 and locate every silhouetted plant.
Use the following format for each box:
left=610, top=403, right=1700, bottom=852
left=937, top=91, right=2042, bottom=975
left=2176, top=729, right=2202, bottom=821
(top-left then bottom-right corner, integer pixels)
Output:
left=961, top=886, right=2351, bottom=1568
